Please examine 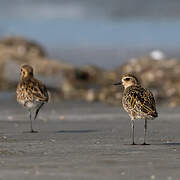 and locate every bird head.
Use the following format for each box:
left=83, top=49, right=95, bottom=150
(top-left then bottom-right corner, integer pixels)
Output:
left=114, top=74, right=140, bottom=89
left=20, top=65, right=34, bottom=80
